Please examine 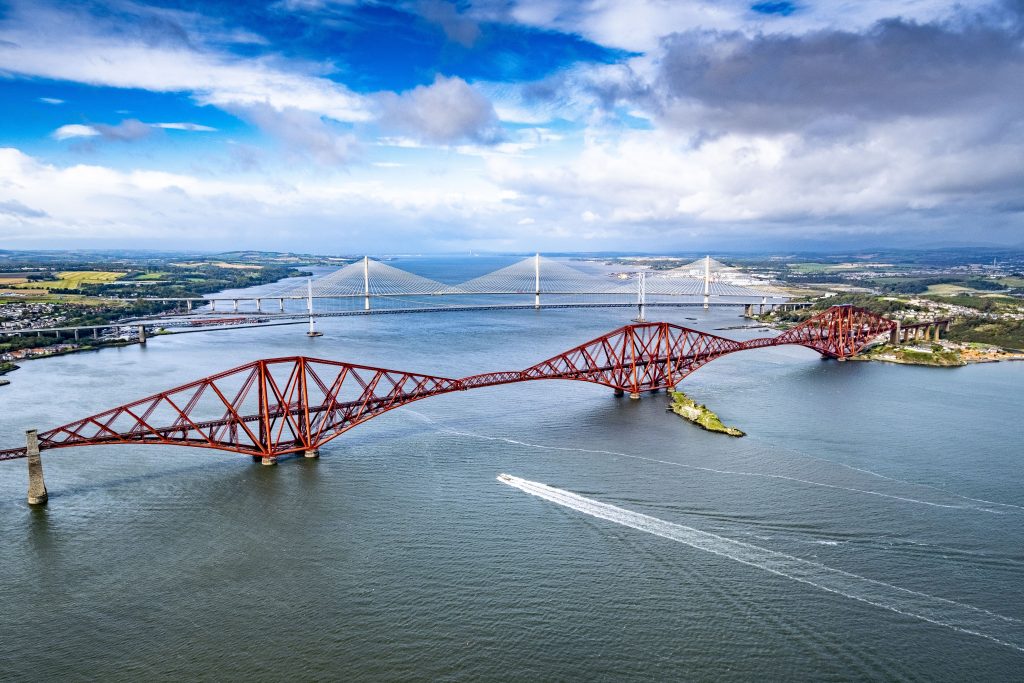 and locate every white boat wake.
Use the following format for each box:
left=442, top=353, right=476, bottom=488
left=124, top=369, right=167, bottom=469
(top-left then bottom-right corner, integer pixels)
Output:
left=498, top=473, right=1024, bottom=652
